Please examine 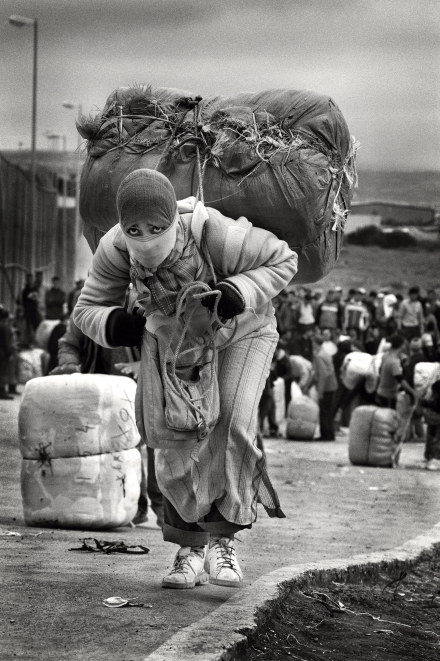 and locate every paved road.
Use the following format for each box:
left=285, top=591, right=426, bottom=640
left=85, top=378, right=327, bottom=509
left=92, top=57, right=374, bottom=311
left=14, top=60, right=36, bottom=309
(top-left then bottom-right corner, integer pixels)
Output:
left=2, top=390, right=440, bottom=660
